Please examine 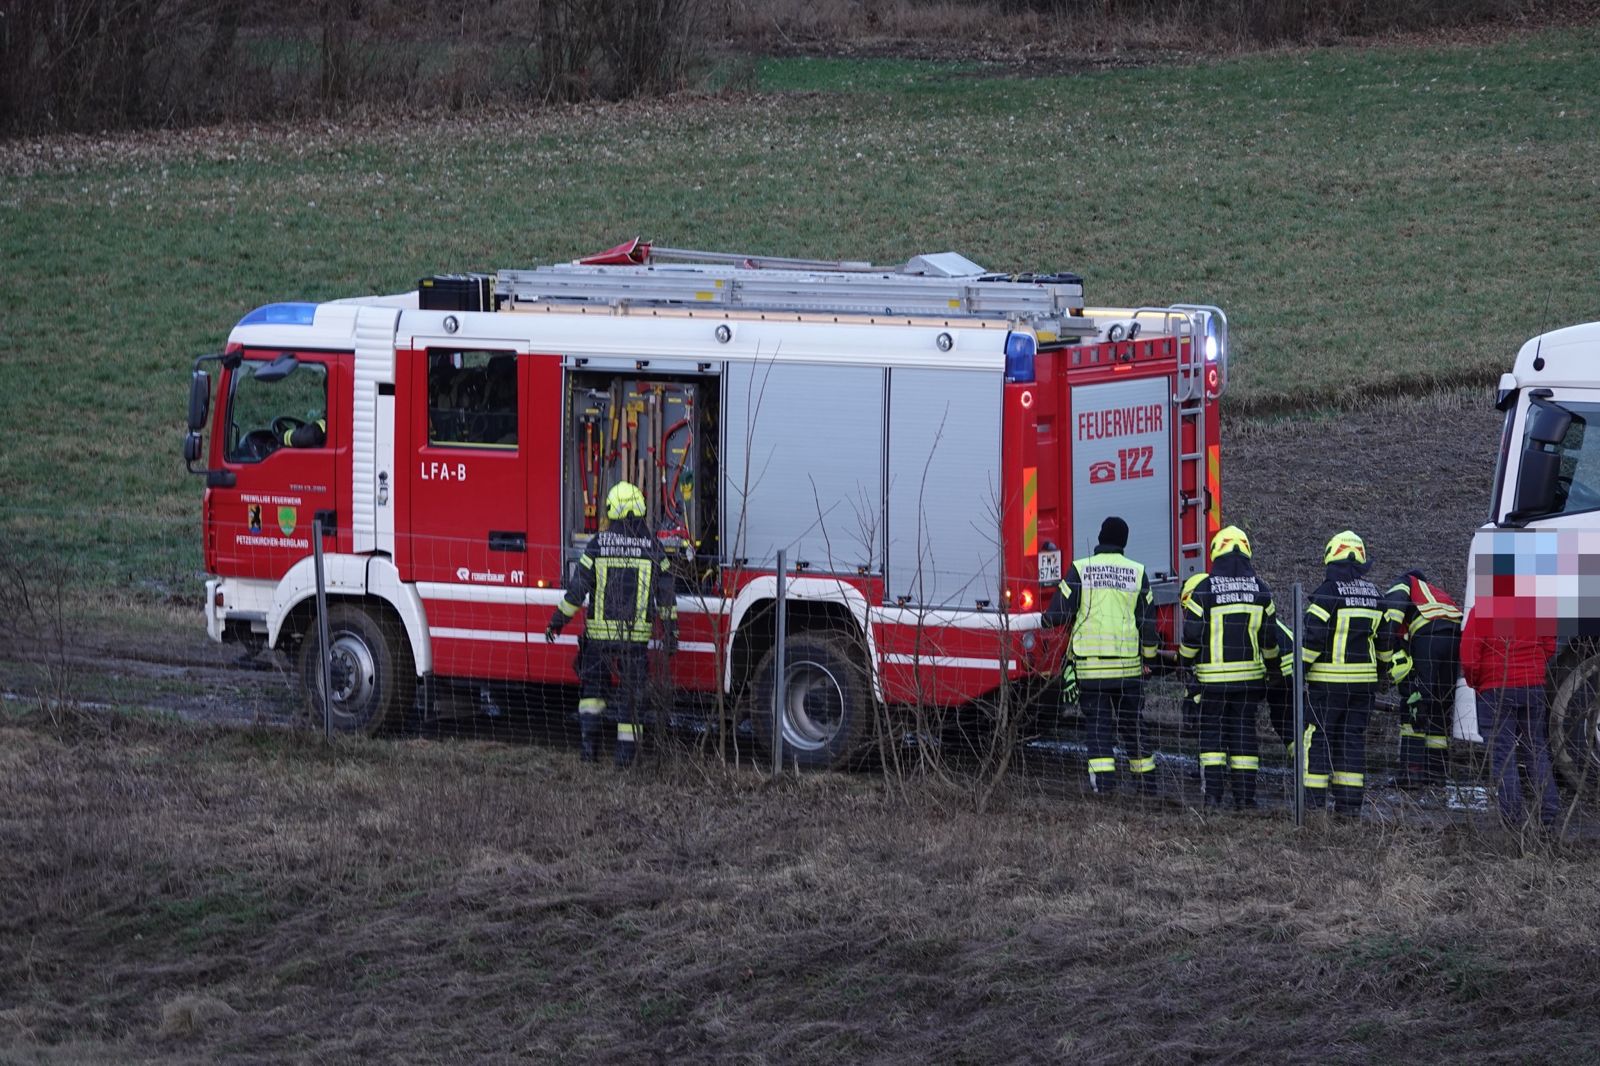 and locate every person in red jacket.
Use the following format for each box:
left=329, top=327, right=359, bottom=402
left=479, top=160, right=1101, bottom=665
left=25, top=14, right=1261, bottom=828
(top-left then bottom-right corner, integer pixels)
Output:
left=1459, top=601, right=1560, bottom=829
